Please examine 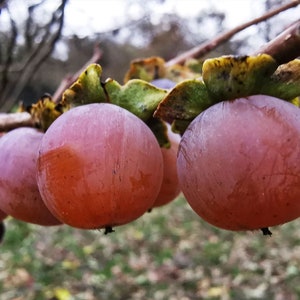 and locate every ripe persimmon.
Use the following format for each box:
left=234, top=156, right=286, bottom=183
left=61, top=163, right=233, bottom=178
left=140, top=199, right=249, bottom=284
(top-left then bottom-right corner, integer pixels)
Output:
left=177, top=95, right=300, bottom=232
left=37, top=103, right=164, bottom=230
left=0, top=128, right=61, bottom=226
left=152, top=124, right=181, bottom=208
